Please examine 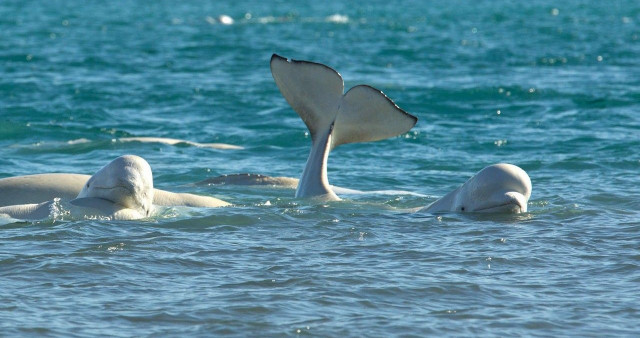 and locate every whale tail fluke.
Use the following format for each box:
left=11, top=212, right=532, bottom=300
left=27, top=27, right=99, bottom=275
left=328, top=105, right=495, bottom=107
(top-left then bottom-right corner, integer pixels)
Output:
left=270, top=54, right=417, bottom=147
left=332, top=84, right=417, bottom=148
left=270, top=53, right=417, bottom=200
